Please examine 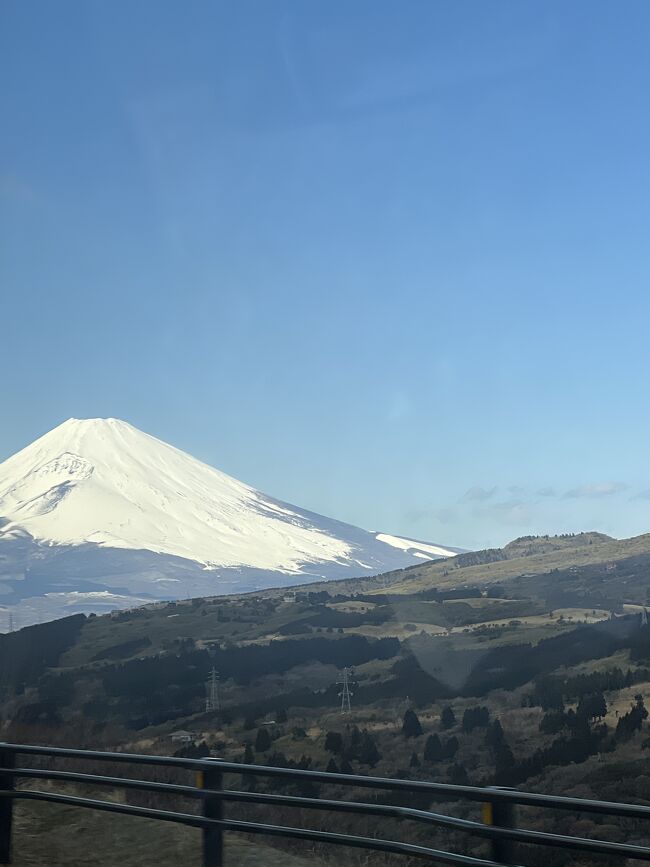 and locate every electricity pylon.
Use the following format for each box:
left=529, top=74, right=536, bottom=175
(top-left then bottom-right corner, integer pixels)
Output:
left=205, top=667, right=220, bottom=712
left=337, top=667, right=354, bottom=714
